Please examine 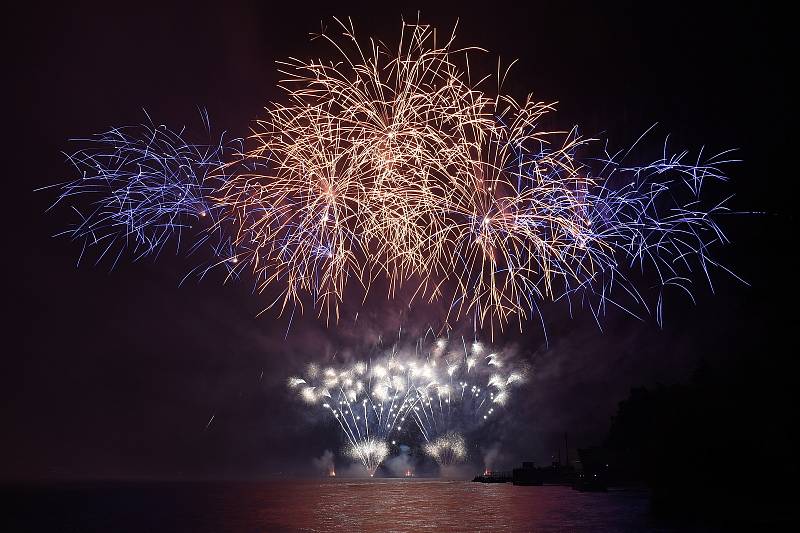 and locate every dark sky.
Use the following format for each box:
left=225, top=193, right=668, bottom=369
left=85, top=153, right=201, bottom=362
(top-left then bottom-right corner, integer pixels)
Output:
left=3, top=1, right=793, bottom=480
